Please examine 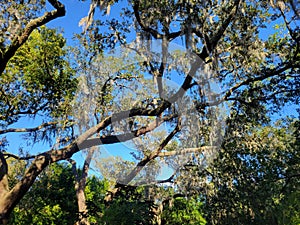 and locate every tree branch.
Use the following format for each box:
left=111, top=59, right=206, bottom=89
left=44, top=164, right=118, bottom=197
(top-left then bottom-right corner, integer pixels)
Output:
left=3, top=152, right=35, bottom=161
left=194, top=61, right=299, bottom=111
left=0, top=152, right=9, bottom=196
left=210, top=0, right=240, bottom=52
left=196, top=0, right=240, bottom=61
left=80, top=114, right=177, bottom=149
left=223, top=62, right=296, bottom=100
left=158, top=146, right=217, bottom=157
left=0, top=0, right=66, bottom=75
left=117, top=118, right=182, bottom=185
left=133, top=1, right=163, bottom=39
left=104, top=120, right=182, bottom=202
left=0, top=122, right=59, bottom=135
left=0, top=53, right=199, bottom=217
